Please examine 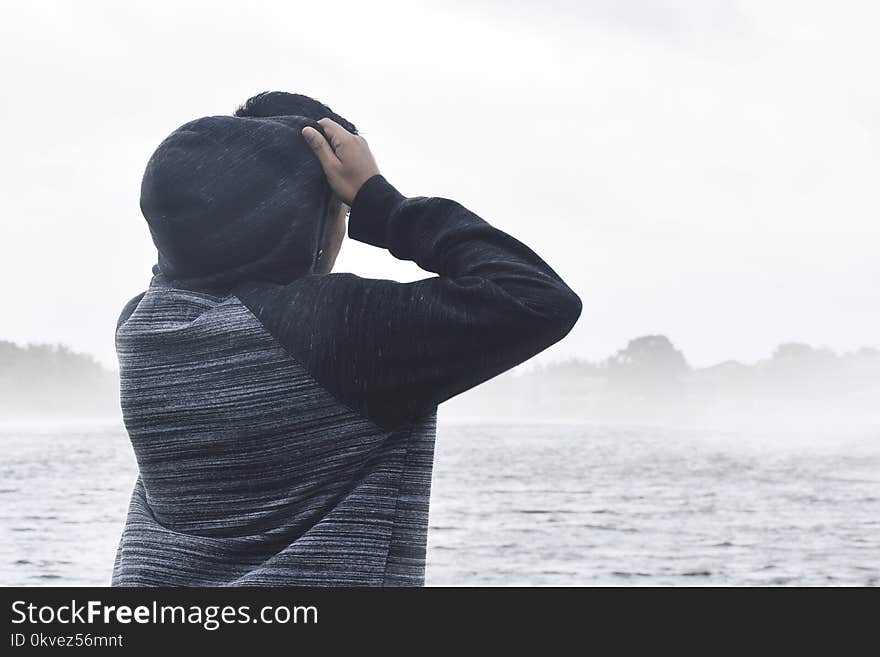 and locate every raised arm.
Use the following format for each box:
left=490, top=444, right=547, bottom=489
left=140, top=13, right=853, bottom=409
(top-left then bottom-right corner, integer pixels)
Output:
left=238, top=119, right=582, bottom=431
